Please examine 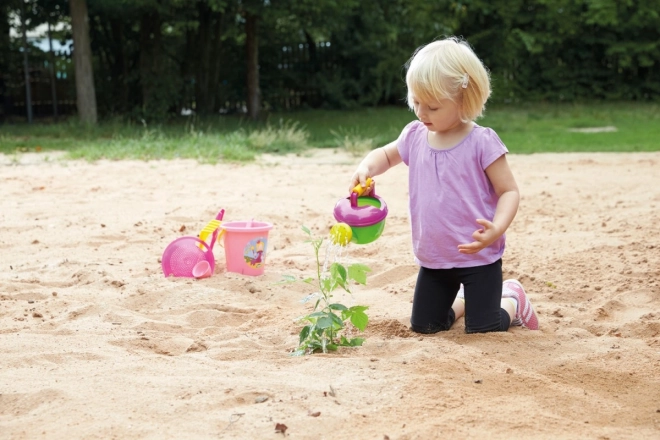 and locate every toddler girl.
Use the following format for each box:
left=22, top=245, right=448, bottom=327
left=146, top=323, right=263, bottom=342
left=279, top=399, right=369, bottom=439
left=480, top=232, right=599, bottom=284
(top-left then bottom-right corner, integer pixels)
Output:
left=350, top=37, right=538, bottom=333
